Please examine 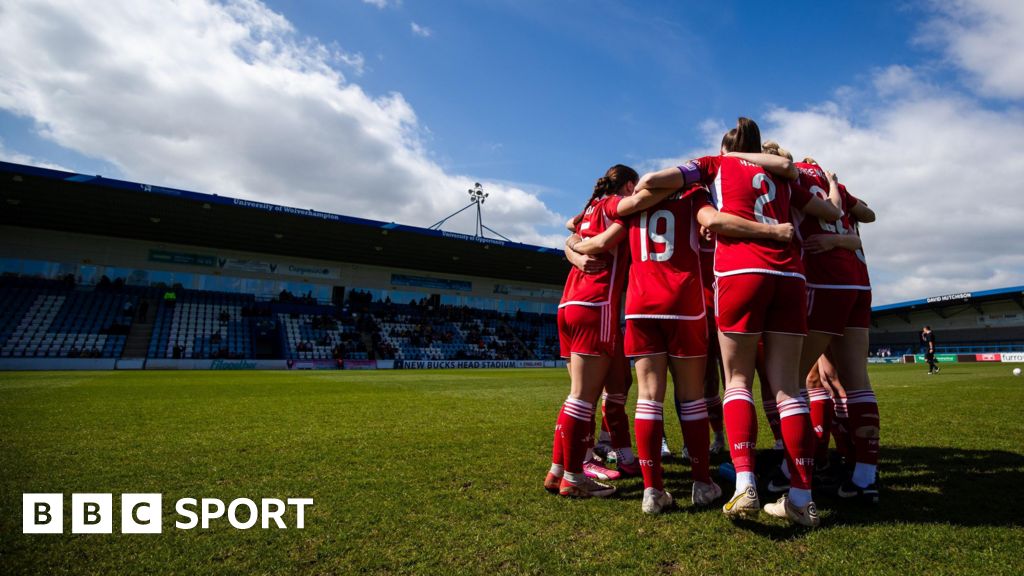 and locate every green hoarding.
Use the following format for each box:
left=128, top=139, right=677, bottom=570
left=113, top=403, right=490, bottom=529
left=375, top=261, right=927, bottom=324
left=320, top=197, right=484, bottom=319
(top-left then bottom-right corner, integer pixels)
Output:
left=914, top=354, right=958, bottom=363
left=148, top=249, right=216, bottom=267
